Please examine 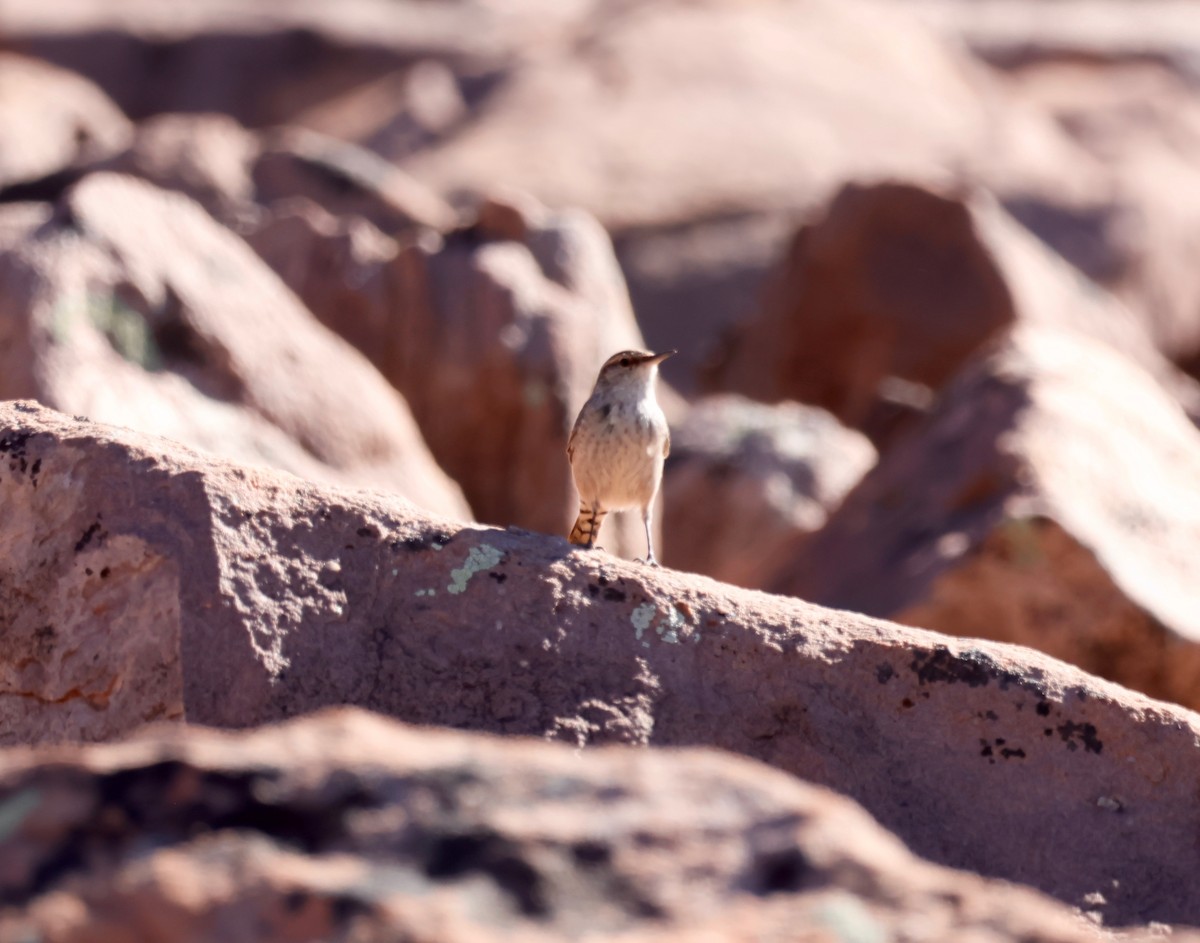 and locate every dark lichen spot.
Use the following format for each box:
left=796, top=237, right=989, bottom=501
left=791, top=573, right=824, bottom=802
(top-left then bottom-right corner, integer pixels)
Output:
left=1057, top=720, right=1103, bottom=754
left=1044, top=728, right=1053, bottom=736
left=603, top=588, right=627, bottom=603
left=74, top=522, right=102, bottom=553
left=29, top=458, right=41, bottom=485
left=99, top=567, right=110, bottom=579
left=876, top=663, right=895, bottom=684
left=911, top=646, right=990, bottom=688
left=980, top=740, right=994, bottom=758
left=1000, top=747, right=1026, bottom=759
left=572, top=840, right=611, bottom=866
left=488, top=572, right=508, bottom=584
left=85, top=568, right=93, bottom=576
left=994, top=738, right=1006, bottom=745
left=901, top=698, right=914, bottom=709
left=750, top=846, right=812, bottom=895
left=1036, top=701, right=1051, bottom=717
left=985, top=710, right=998, bottom=721
left=356, top=526, right=377, bottom=538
